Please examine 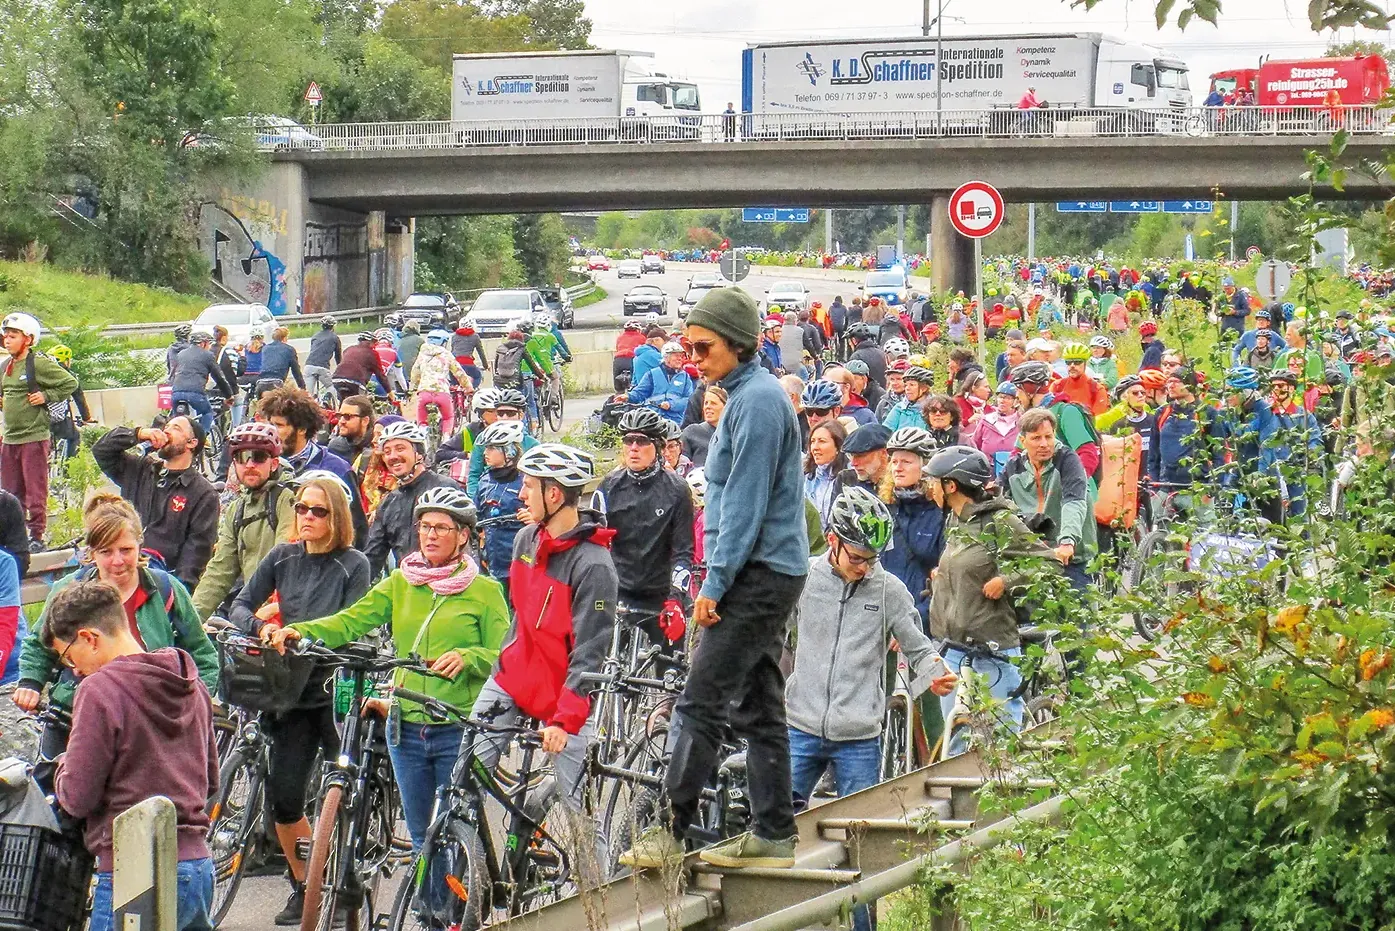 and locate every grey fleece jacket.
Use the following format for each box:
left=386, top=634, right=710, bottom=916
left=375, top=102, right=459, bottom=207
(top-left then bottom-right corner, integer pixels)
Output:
left=786, top=555, right=939, bottom=742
